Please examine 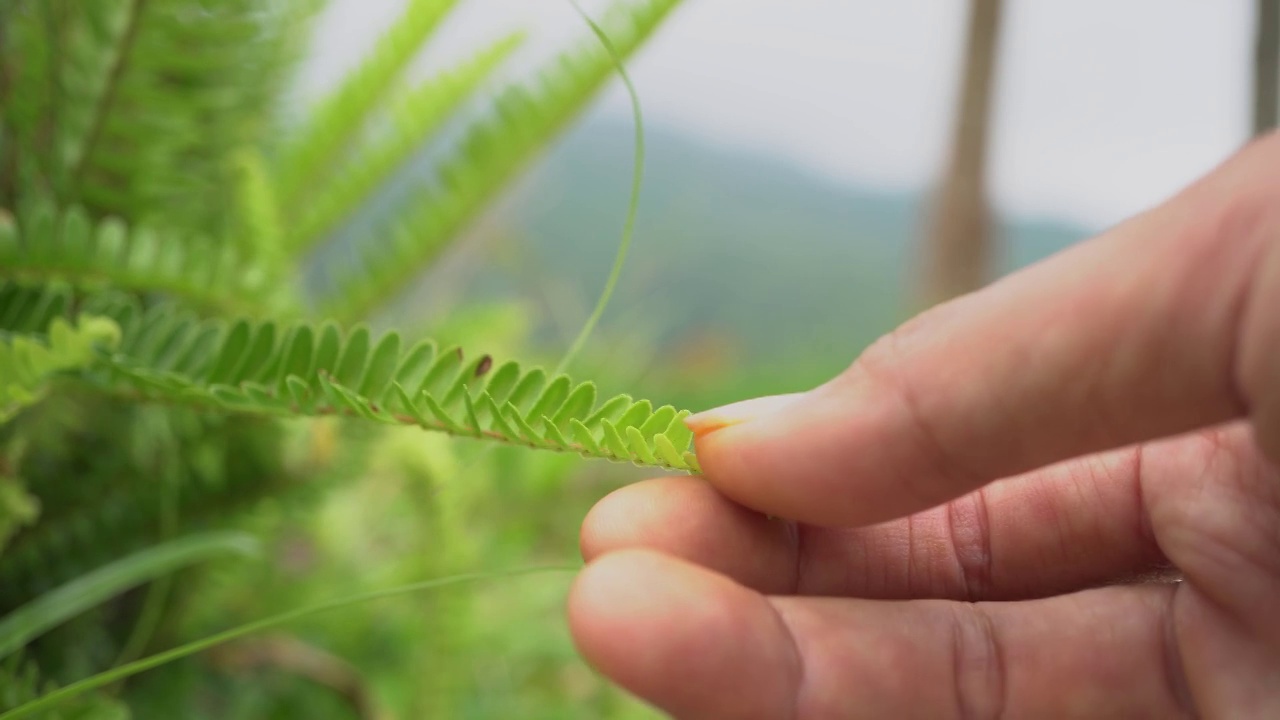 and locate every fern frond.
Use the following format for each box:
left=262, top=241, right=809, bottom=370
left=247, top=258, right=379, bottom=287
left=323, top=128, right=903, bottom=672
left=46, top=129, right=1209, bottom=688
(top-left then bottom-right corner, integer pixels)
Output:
left=284, top=32, right=523, bottom=255
left=271, top=0, right=459, bottom=207
left=0, top=200, right=282, bottom=315
left=318, top=0, right=682, bottom=323
left=62, top=0, right=313, bottom=232
left=39, top=297, right=700, bottom=473
left=0, top=315, right=120, bottom=425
